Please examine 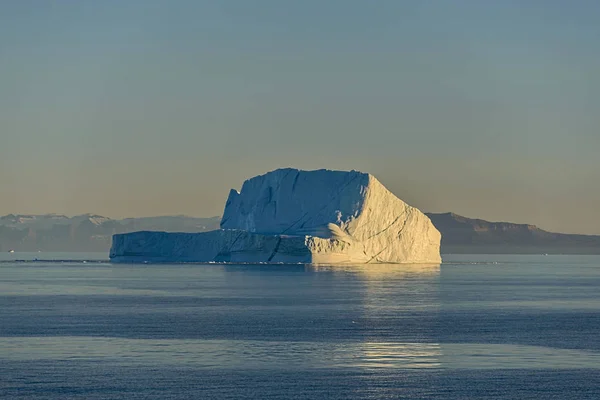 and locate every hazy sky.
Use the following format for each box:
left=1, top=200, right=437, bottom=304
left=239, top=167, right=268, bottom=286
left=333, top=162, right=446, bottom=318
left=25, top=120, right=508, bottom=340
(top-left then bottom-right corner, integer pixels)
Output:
left=1, top=0, right=599, bottom=234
